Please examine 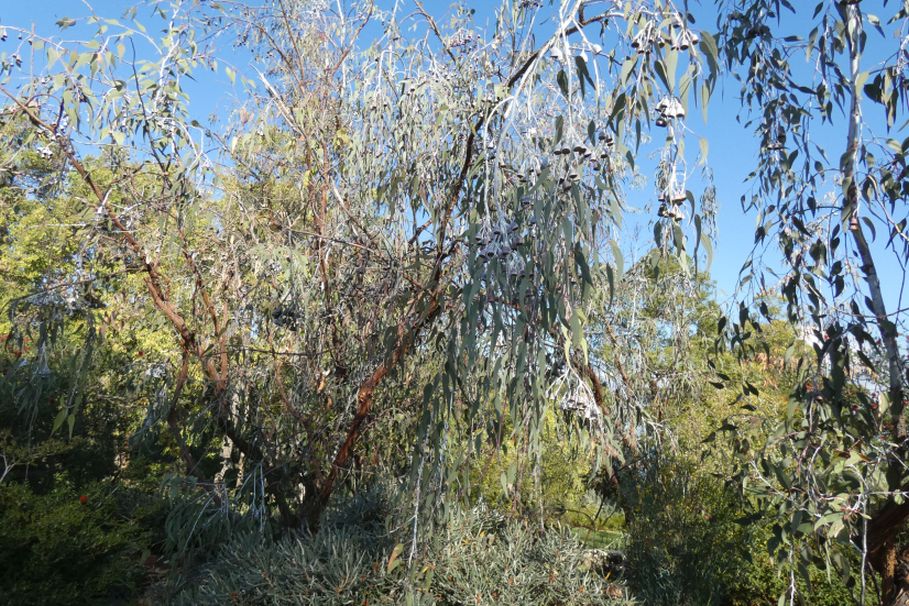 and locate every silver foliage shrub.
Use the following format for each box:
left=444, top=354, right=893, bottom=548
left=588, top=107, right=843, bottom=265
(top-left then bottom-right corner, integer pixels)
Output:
left=165, top=493, right=631, bottom=605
